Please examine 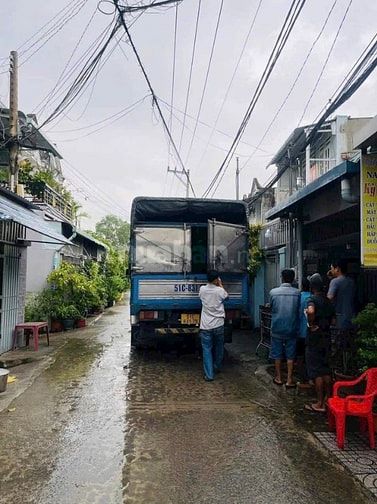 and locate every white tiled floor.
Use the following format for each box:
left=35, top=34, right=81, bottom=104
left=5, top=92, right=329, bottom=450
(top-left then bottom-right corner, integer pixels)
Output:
left=315, top=432, right=377, bottom=496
